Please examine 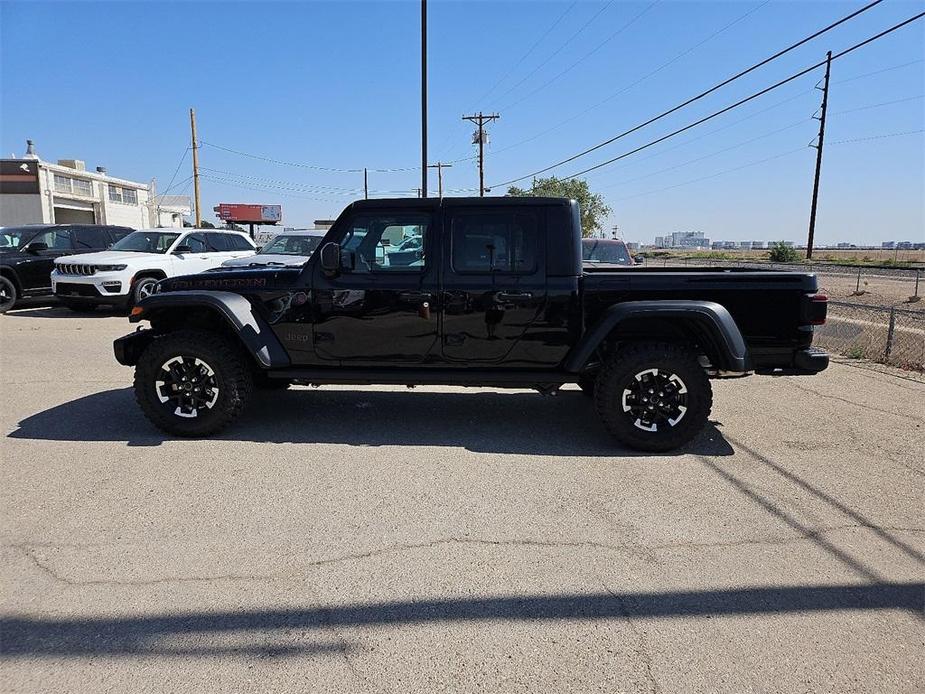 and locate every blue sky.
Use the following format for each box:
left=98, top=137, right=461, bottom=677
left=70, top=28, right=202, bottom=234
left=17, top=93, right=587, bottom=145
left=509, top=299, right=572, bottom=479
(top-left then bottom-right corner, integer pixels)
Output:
left=1, top=0, right=922, bottom=244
